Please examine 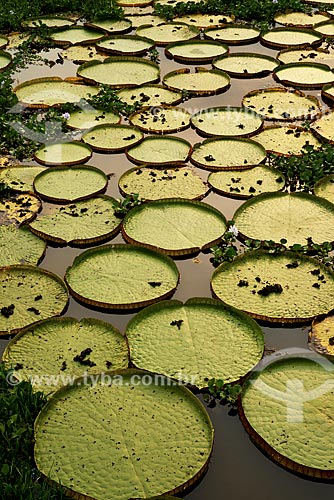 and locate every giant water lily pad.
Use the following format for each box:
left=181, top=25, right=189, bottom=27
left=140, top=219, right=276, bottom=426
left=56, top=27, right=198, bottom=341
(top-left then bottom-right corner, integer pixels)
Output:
left=311, top=112, right=334, bottom=142
left=129, top=106, right=190, bottom=134
left=0, top=165, right=45, bottom=192
left=116, top=84, right=182, bottom=107
left=252, top=125, right=321, bottom=156
left=13, top=77, right=99, bottom=108
left=165, top=40, right=228, bottom=64
left=0, top=35, right=8, bottom=49
left=321, top=83, right=334, bottom=103
left=314, top=21, right=334, bottom=37
left=85, top=18, right=132, bottom=33
left=0, top=193, right=41, bottom=225
left=242, top=87, right=321, bottom=121
left=126, top=297, right=264, bottom=388
left=212, top=52, right=279, bottom=78
left=65, top=244, right=179, bottom=309
left=62, top=45, right=107, bottom=63
left=33, top=165, right=108, bottom=203
left=191, top=107, right=263, bottom=137
left=234, top=192, right=334, bottom=247
left=2, top=317, right=129, bottom=393
left=274, top=11, right=330, bottom=27
left=96, top=35, right=155, bottom=56
left=123, top=6, right=153, bottom=15
left=136, top=22, right=199, bottom=45
left=313, top=174, right=334, bottom=202
left=51, top=26, right=105, bottom=46
left=208, top=165, right=285, bottom=198
left=77, top=57, right=160, bottom=87
left=122, top=199, right=227, bottom=255
left=0, top=51, right=11, bottom=72
left=29, top=196, right=121, bottom=246
left=82, top=124, right=143, bottom=152
left=174, top=13, right=234, bottom=29
left=0, top=265, right=68, bottom=335
left=260, top=27, right=322, bottom=49
left=204, top=25, right=260, bottom=45
left=34, top=369, right=213, bottom=499
left=211, top=250, right=334, bottom=322
left=126, top=15, right=165, bottom=28
left=34, top=142, right=92, bottom=166
left=310, top=314, right=334, bottom=357
left=278, top=47, right=334, bottom=65
left=22, top=15, right=74, bottom=28
left=66, top=108, right=120, bottom=130
left=119, top=165, right=209, bottom=200
left=191, top=137, right=266, bottom=170
left=162, top=68, right=230, bottom=96
left=273, top=62, right=334, bottom=88
left=240, top=355, right=334, bottom=478
left=126, top=135, right=191, bottom=165
left=0, top=225, right=46, bottom=267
